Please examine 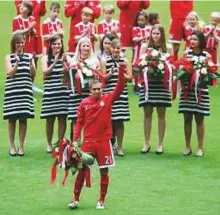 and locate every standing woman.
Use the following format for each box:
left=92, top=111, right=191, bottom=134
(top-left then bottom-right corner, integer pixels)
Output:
left=139, top=24, right=172, bottom=154
left=179, top=31, right=211, bottom=157
left=102, top=39, right=132, bottom=156
left=4, top=34, right=36, bottom=156
left=41, top=36, right=69, bottom=153
left=68, top=37, right=100, bottom=140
